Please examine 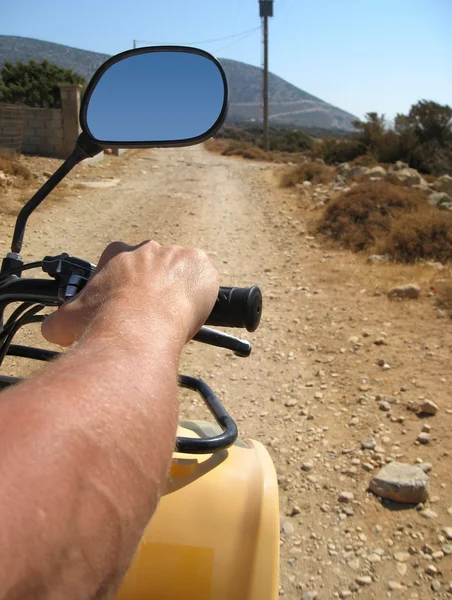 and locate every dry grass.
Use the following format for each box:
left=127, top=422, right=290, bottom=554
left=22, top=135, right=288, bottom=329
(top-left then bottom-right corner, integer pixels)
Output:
left=383, top=211, right=452, bottom=263
left=0, top=156, right=34, bottom=180
left=222, top=144, right=270, bottom=161
left=435, top=278, right=452, bottom=317
left=204, top=139, right=306, bottom=164
left=317, top=181, right=452, bottom=263
left=204, top=139, right=229, bottom=154
left=281, top=162, right=334, bottom=187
